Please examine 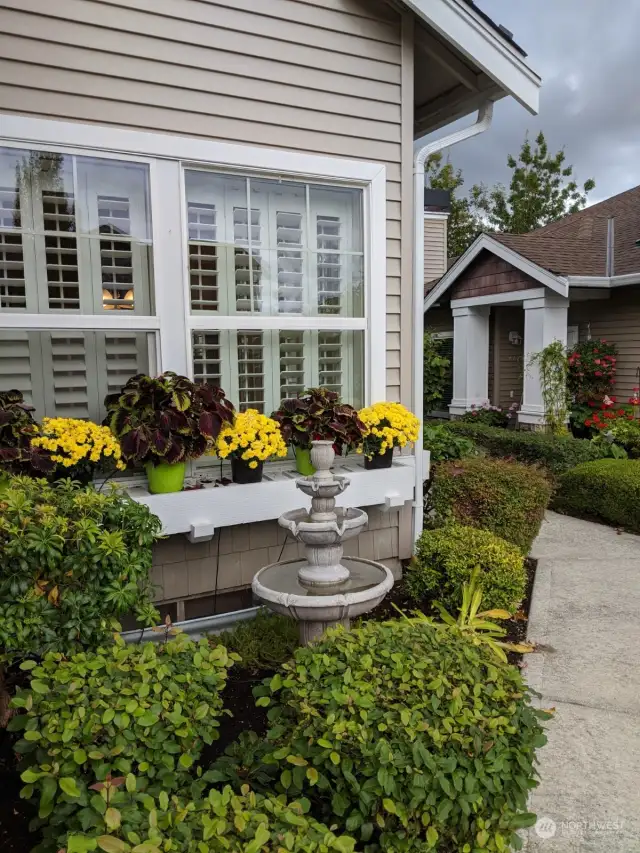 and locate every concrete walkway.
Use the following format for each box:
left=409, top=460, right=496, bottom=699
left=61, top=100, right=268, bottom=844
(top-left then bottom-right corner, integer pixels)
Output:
left=524, top=512, right=640, bottom=853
